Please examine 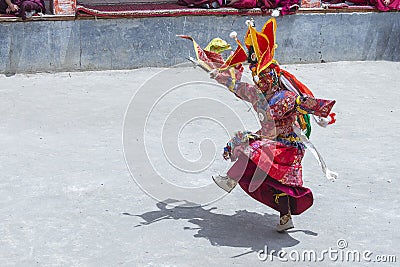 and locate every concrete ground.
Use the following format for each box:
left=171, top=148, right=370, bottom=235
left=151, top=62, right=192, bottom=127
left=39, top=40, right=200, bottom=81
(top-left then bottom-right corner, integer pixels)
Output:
left=0, top=61, right=399, bottom=266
